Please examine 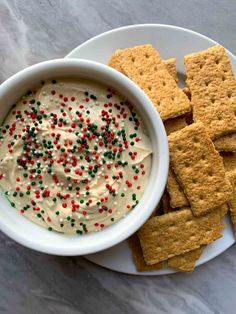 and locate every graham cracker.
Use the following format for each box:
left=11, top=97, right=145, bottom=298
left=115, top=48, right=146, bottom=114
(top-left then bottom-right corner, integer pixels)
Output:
left=222, top=152, right=236, bottom=171
left=214, top=133, right=236, bottom=152
left=226, top=170, right=236, bottom=235
left=163, top=58, right=177, bottom=82
left=184, top=45, right=236, bottom=139
left=164, top=115, right=188, bottom=136
left=168, top=122, right=233, bottom=216
left=128, top=233, right=164, bottom=272
left=138, top=208, right=223, bottom=265
left=119, top=44, right=191, bottom=120
left=168, top=246, right=205, bottom=273
left=167, top=167, right=189, bottom=208
left=109, top=50, right=177, bottom=80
